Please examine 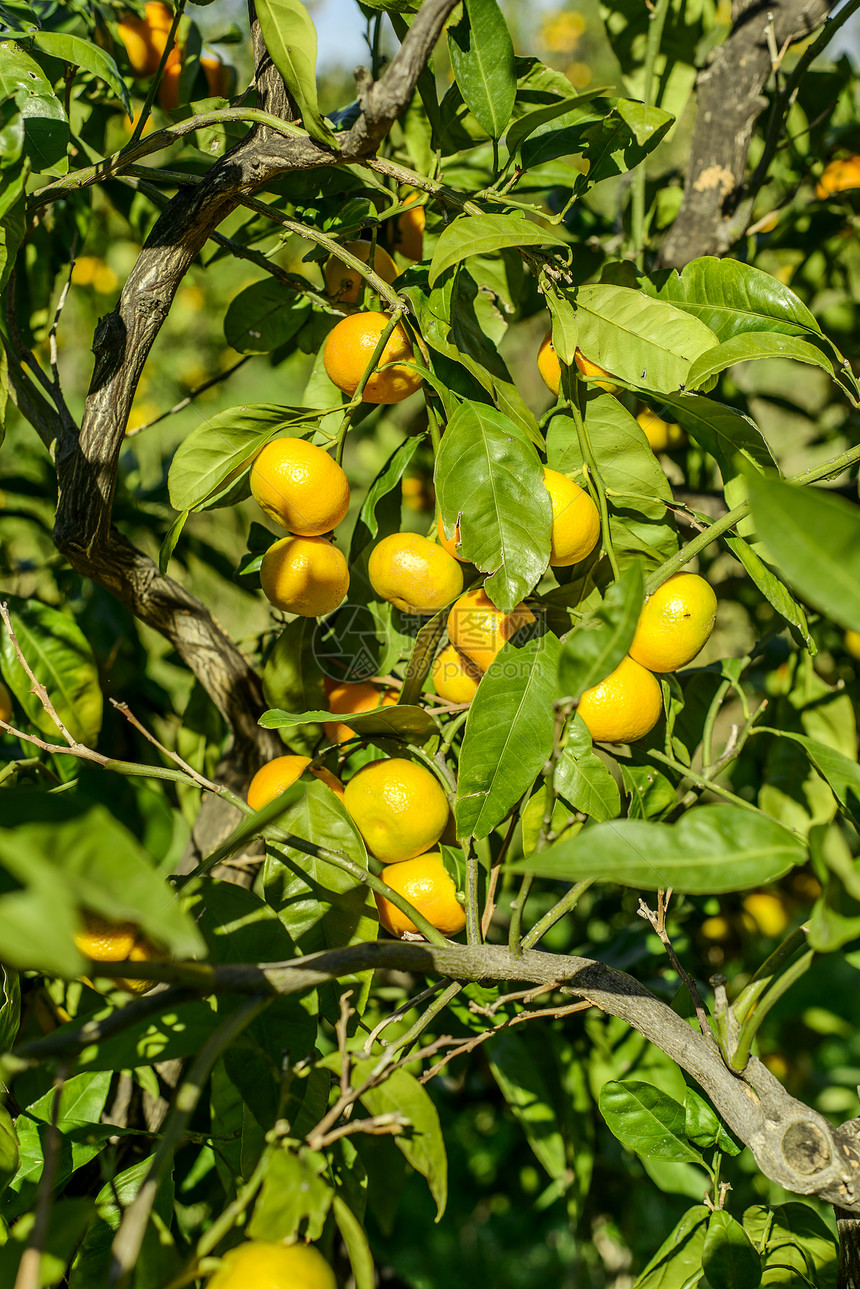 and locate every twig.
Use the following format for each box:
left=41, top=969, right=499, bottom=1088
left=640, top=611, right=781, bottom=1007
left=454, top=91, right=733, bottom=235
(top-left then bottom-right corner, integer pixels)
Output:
left=638, top=891, right=716, bottom=1047
left=125, top=356, right=252, bottom=436
left=420, top=999, right=592, bottom=1084
left=362, top=980, right=449, bottom=1054
left=109, top=699, right=221, bottom=792
left=13, top=1064, right=69, bottom=1289
left=1, top=602, right=77, bottom=747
